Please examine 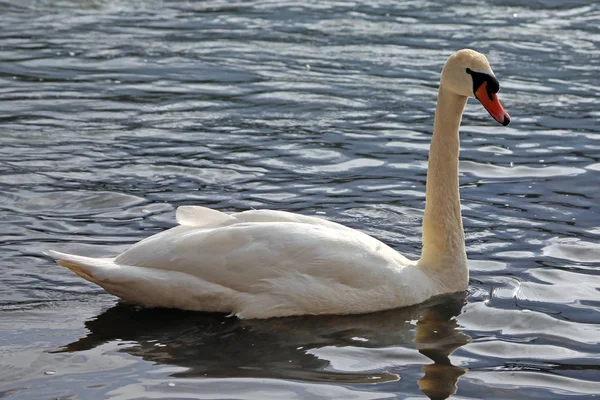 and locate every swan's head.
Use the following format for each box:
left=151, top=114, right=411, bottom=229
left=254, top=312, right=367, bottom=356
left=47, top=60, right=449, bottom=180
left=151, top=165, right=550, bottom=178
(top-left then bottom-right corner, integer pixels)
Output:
left=441, top=49, right=510, bottom=126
